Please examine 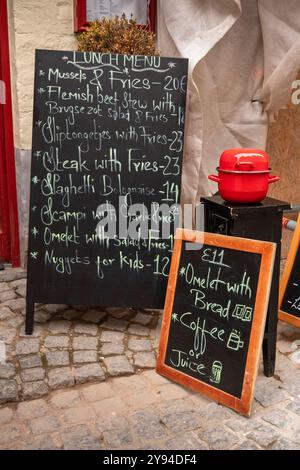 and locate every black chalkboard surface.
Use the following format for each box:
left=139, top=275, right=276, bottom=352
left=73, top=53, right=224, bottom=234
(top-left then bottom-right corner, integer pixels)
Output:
left=280, top=247, right=300, bottom=319
left=279, top=214, right=300, bottom=328
left=157, top=229, right=276, bottom=416
left=26, top=50, right=188, bottom=332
